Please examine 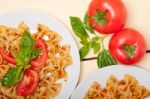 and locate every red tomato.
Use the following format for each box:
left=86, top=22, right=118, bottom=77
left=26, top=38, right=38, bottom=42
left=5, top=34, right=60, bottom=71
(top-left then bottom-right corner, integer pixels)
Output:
left=88, top=0, right=127, bottom=34
left=16, top=69, right=39, bottom=96
left=30, top=39, right=48, bottom=70
left=0, top=48, right=16, bottom=64
left=109, top=28, right=146, bottom=65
